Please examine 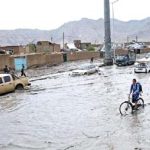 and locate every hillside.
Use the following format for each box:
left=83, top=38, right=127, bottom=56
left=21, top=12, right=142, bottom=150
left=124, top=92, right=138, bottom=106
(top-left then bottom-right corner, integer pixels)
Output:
left=0, top=17, right=150, bottom=46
